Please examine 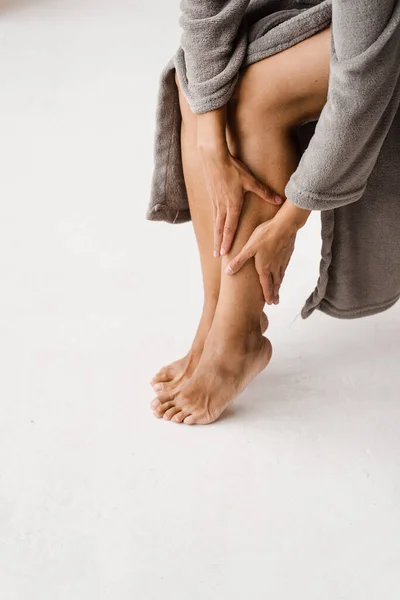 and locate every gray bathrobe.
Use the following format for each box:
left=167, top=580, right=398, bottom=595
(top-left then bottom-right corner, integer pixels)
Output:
left=147, top=0, right=400, bottom=319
